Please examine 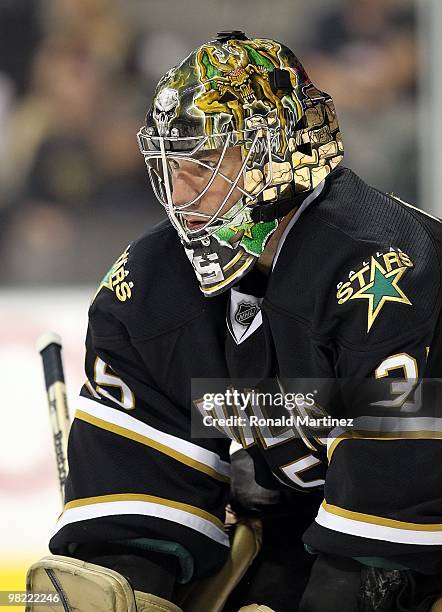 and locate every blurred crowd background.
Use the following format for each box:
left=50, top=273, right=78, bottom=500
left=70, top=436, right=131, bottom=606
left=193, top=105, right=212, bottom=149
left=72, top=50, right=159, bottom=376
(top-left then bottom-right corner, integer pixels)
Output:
left=0, top=0, right=418, bottom=286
